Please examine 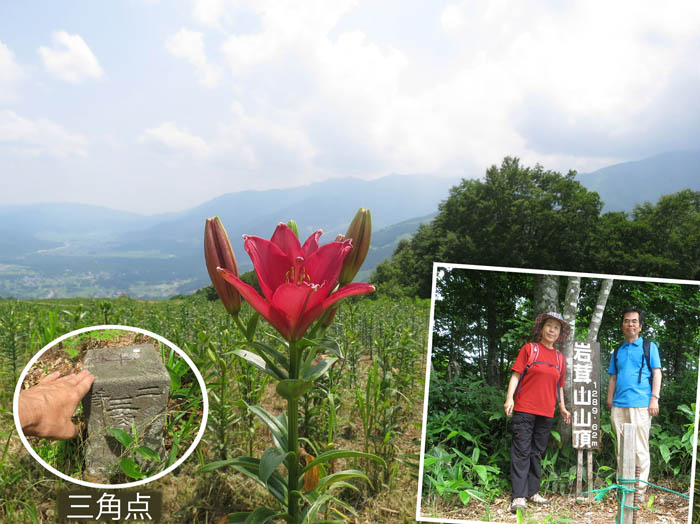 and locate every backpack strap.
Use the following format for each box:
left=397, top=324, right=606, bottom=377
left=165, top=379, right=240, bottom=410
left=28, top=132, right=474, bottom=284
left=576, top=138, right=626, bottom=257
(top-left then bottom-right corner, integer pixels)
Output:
left=618, top=339, right=657, bottom=385
left=640, top=339, right=661, bottom=388
left=613, top=343, right=623, bottom=375
left=517, top=343, right=563, bottom=402
left=517, top=343, right=538, bottom=397
left=555, top=350, right=562, bottom=403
